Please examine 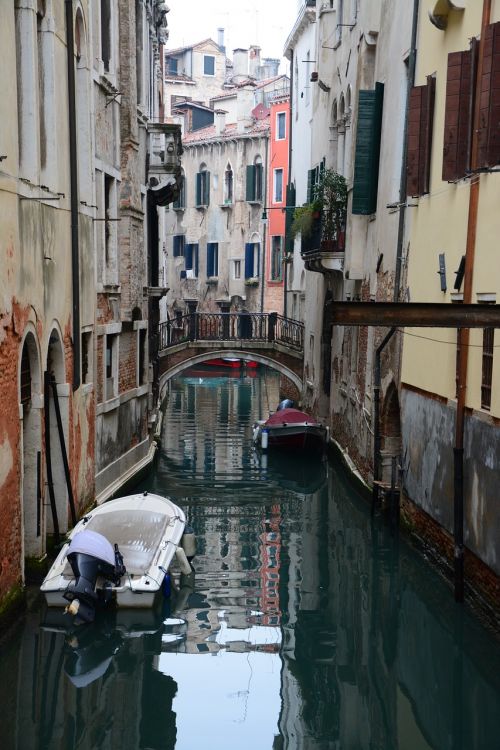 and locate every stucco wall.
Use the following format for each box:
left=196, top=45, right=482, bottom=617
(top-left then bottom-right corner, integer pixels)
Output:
left=401, top=387, right=500, bottom=576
